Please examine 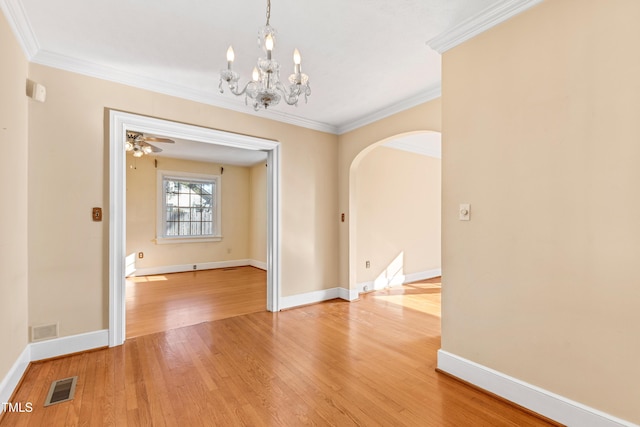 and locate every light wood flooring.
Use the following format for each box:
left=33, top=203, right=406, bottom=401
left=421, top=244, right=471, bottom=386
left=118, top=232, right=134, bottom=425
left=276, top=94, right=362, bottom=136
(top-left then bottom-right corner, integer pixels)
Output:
left=126, top=266, right=267, bottom=338
left=1, top=278, right=559, bottom=426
